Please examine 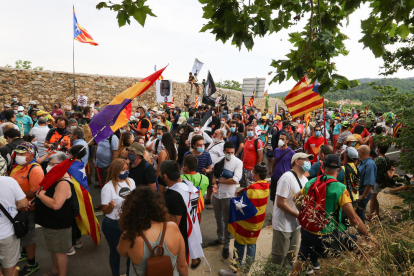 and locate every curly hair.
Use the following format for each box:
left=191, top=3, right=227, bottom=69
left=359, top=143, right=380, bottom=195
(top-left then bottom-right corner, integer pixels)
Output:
left=118, top=186, right=168, bottom=248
